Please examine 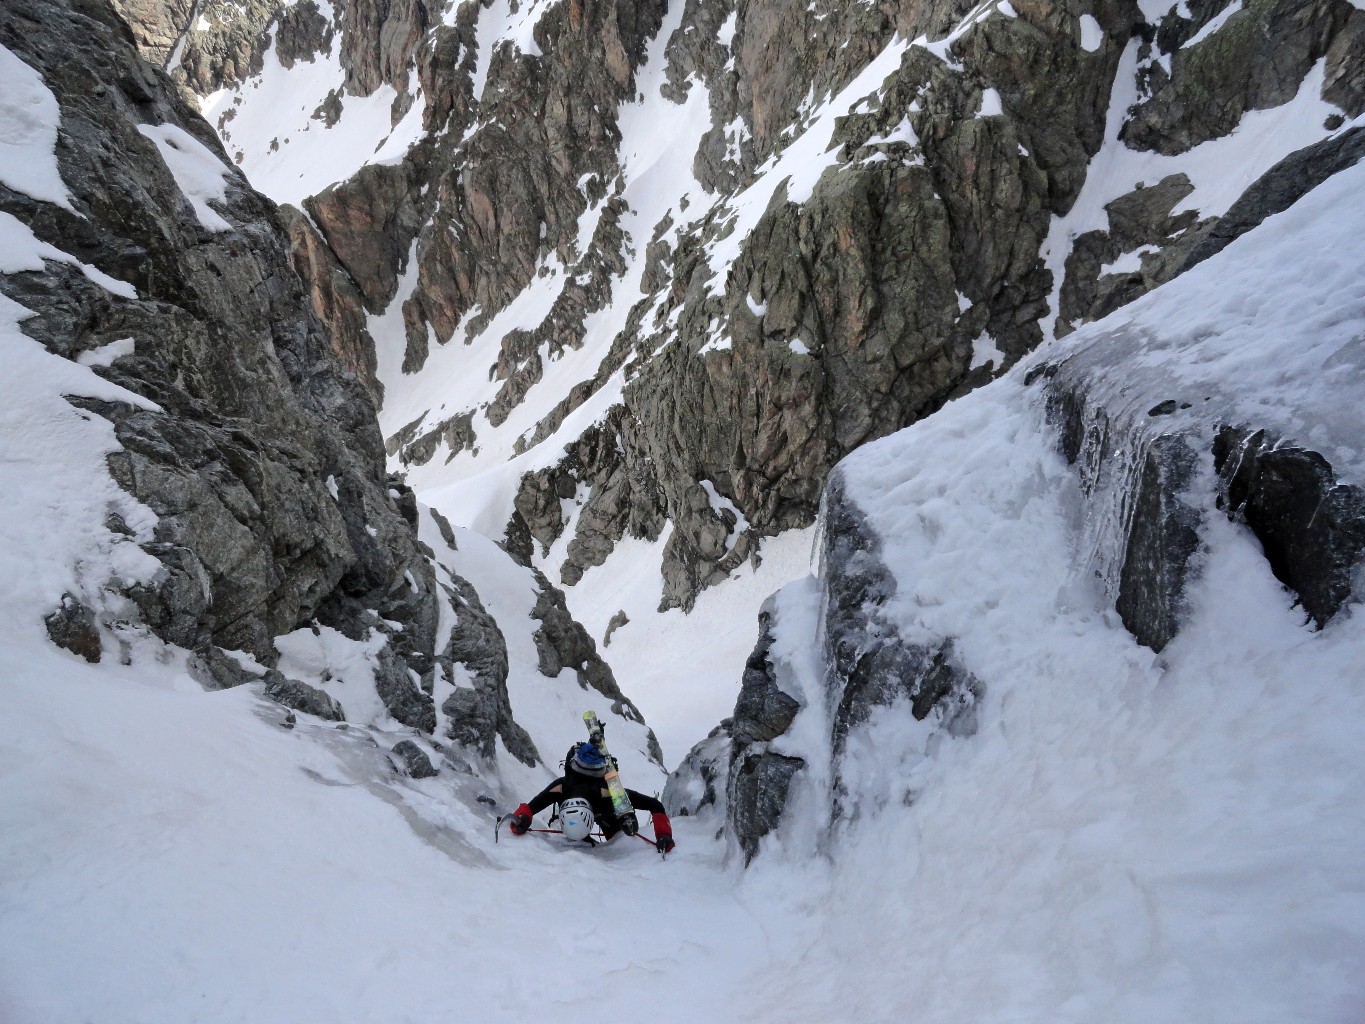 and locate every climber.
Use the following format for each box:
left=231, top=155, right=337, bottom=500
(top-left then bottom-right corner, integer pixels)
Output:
left=507, top=741, right=676, bottom=853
